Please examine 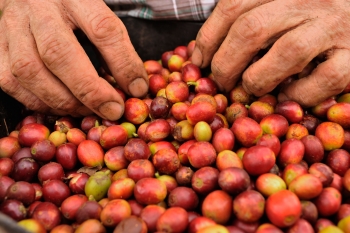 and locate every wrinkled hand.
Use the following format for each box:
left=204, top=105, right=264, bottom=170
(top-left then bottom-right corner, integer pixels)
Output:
left=192, top=0, right=350, bottom=107
left=0, top=0, right=148, bottom=120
